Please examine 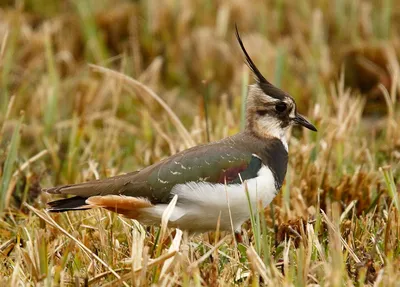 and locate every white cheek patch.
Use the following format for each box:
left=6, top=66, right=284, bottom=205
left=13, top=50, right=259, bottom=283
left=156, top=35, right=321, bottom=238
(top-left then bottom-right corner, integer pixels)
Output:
left=257, top=116, right=288, bottom=151
left=260, top=116, right=281, bottom=131
left=258, top=116, right=282, bottom=136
